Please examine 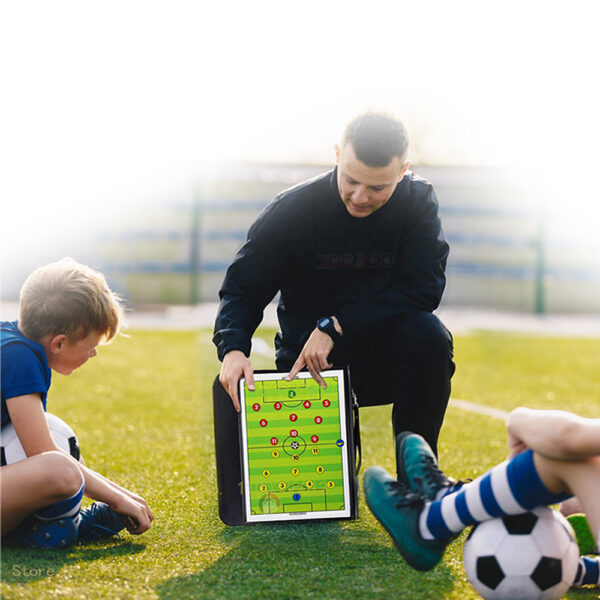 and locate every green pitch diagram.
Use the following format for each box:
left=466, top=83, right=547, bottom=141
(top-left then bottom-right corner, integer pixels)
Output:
left=242, top=375, right=348, bottom=519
